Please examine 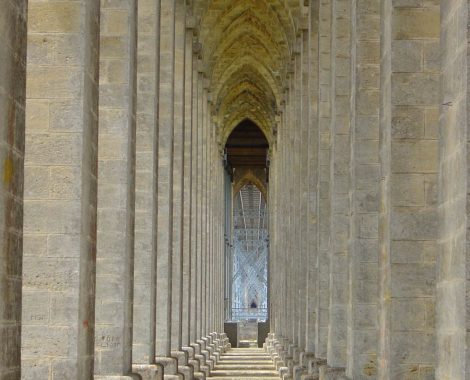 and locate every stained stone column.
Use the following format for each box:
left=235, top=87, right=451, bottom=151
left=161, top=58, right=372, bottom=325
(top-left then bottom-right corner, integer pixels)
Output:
left=189, top=54, right=200, bottom=346
left=181, top=23, right=194, bottom=352
left=379, top=1, right=439, bottom=378
left=170, top=1, right=190, bottom=376
left=286, top=73, right=295, bottom=344
left=195, top=71, right=204, bottom=341
left=299, top=28, right=310, bottom=352
left=305, top=0, right=320, bottom=355
left=325, top=0, right=352, bottom=373
left=94, top=0, right=138, bottom=378
left=22, top=1, right=100, bottom=379
left=0, top=1, right=27, bottom=378
left=200, top=91, right=207, bottom=339
left=346, top=0, right=380, bottom=378
left=154, top=0, right=176, bottom=372
left=293, top=49, right=303, bottom=352
left=315, top=0, right=332, bottom=361
left=437, top=1, right=467, bottom=379
left=132, top=0, right=160, bottom=375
